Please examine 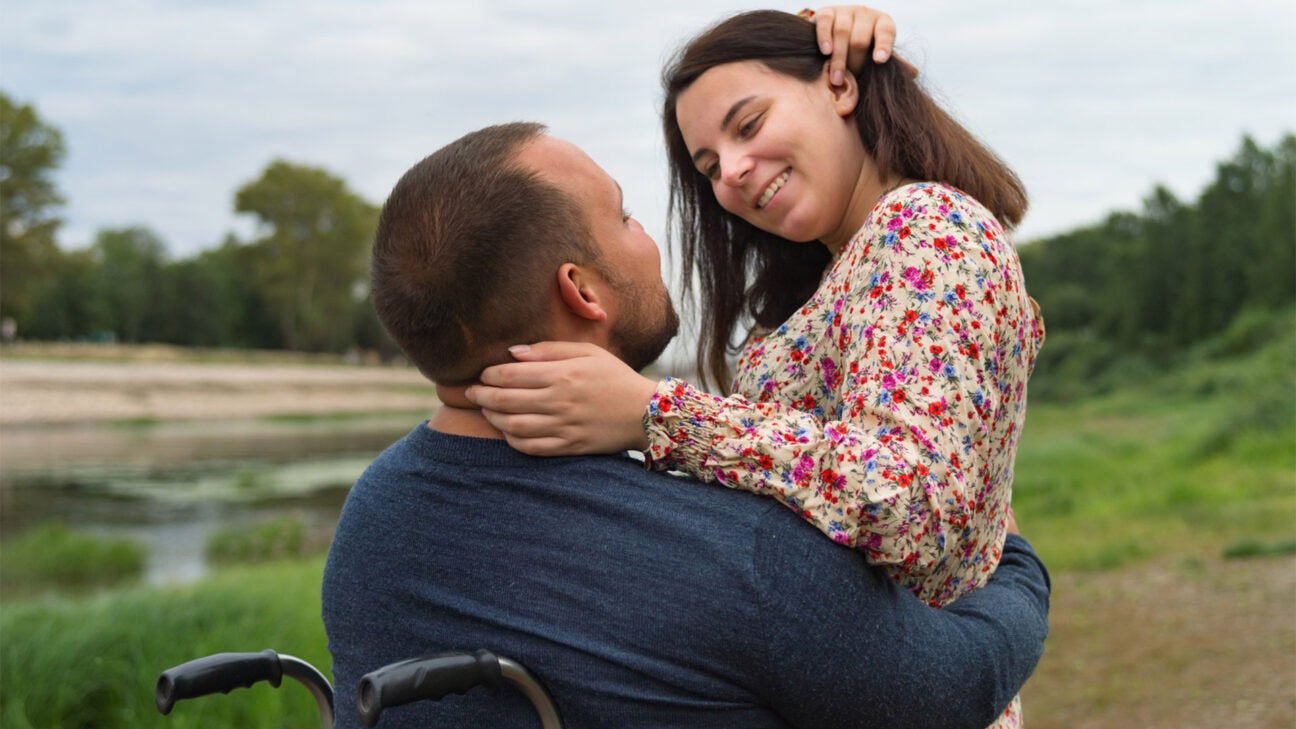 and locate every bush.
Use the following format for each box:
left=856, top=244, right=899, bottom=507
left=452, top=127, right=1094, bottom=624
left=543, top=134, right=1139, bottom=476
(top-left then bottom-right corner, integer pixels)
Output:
left=0, top=523, right=145, bottom=593
left=204, top=516, right=319, bottom=565
left=1223, top=538, right=1296, bottom=559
